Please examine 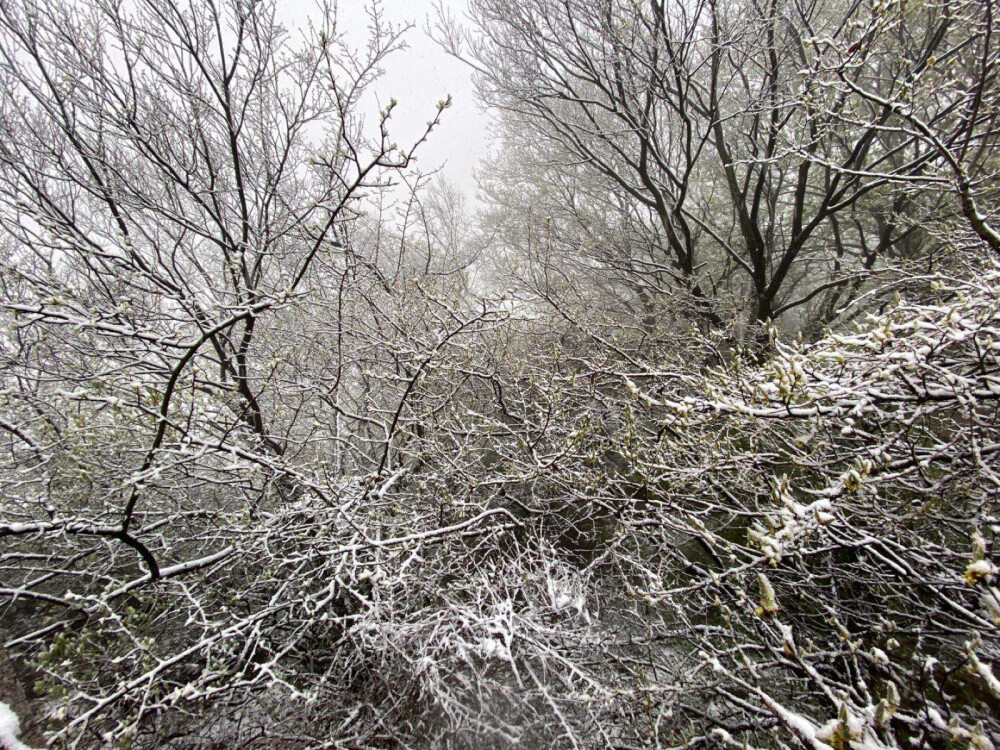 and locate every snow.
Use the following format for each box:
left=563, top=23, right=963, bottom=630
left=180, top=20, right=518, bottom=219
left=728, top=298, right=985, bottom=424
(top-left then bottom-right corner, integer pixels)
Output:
left=965, top=559, right=998, bottom=585
left=477, top=637, right=511, bottom=661
left=967, top=648, right=1000, bottom=699
left=0, top=702, right=34, bottom=750
left=870, top=648, right=889, bottom=665
left=0, top=704, right=18, bottom=746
